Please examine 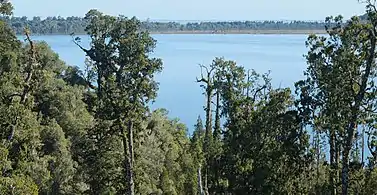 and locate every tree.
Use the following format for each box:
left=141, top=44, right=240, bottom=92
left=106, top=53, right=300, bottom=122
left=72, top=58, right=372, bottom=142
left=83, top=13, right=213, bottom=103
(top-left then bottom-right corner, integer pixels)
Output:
left=296, top=2, right=377, bottom=193
left=191, top=116, right=205, bottom=195
left=74, top=10, right=163, bottom=195
left=196, top=62, right=217, bottom=195
left=0, top=0, right=12, bottom=16
left=213, top=58, right=310, bottom=194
